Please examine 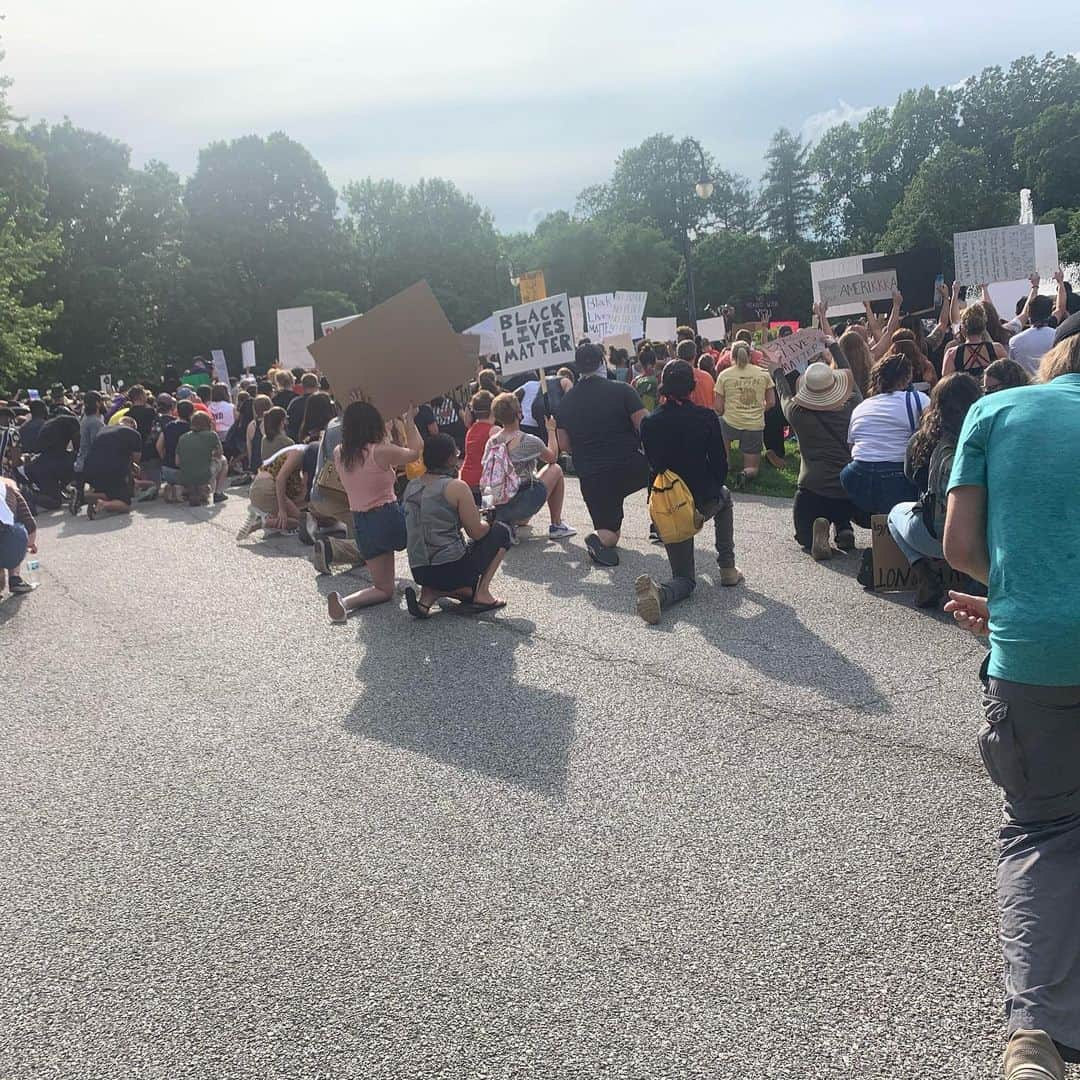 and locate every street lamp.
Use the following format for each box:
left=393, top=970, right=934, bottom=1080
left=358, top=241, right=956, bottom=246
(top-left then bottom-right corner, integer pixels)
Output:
left=675, top=137, right=714, bottom=323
